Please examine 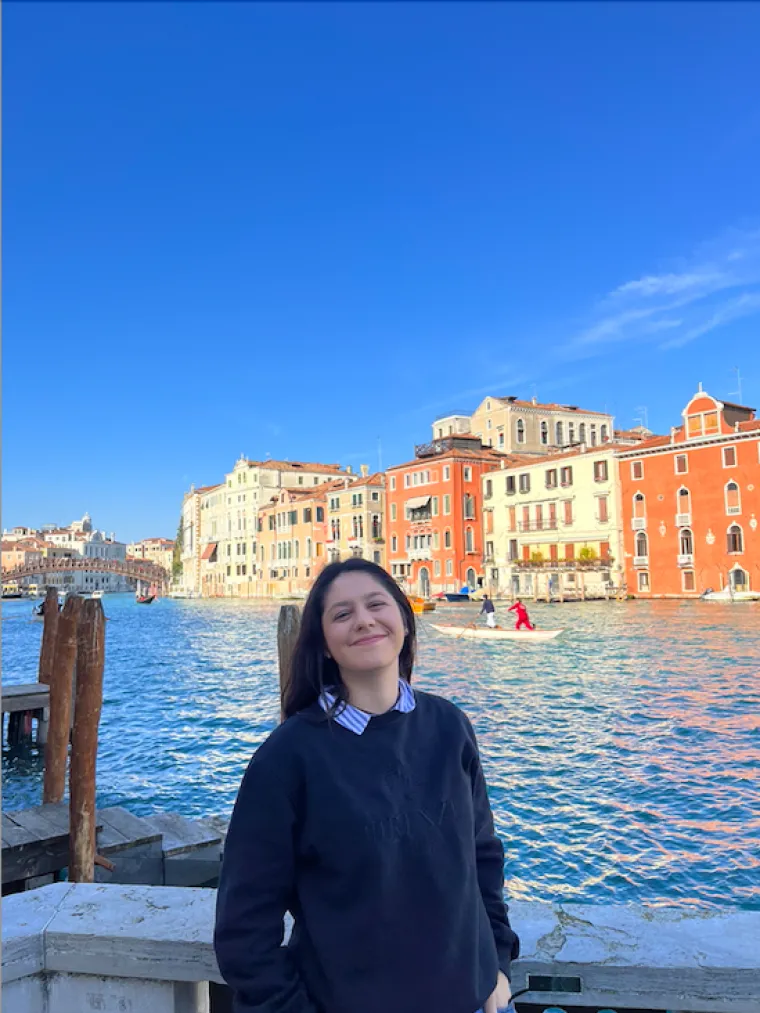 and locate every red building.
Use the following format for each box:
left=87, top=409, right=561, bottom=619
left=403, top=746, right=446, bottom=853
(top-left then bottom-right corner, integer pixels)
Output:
left=386, top=435, right=504, bottom=596
left=618, top=387, right=760, bottom=597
